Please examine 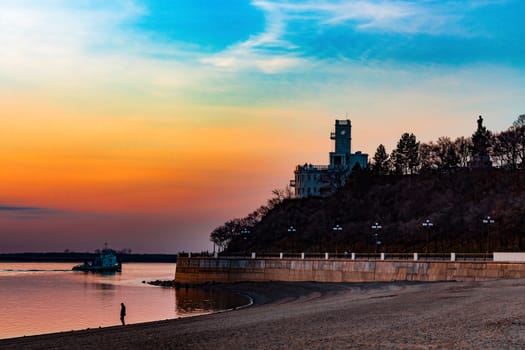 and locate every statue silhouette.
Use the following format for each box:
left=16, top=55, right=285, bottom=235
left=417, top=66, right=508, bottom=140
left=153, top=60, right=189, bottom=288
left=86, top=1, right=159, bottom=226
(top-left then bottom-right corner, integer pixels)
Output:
left=477, top=115, right=483, bottom=131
